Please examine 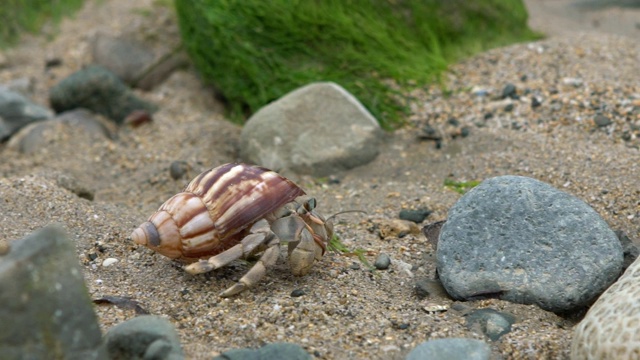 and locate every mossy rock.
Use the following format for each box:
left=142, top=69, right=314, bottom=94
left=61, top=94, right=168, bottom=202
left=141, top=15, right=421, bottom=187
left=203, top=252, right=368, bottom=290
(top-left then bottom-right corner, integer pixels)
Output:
left=174, top=0, right=540, bottom=129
